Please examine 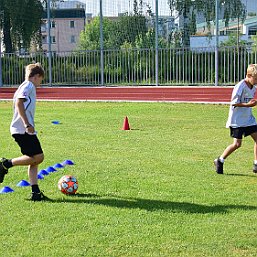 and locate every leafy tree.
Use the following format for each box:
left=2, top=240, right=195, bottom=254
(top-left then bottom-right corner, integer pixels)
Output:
left=133, top=0, right=139, bottom=15
left=0, top=0, right=43, bottom=53
left=168, top=0, right=195, bottom=47
left=221, top=0, right=246, bottom=27
left=167, top=0, right=246, bottom=47
left=221, top=0, right=246, bottom=48
left=120, top=41, right=133, bottom=50
left=0, top=0, right=13, bottom=53
left=219, top=32, right=247, bottom=47
left=135, top=29, right=155, bottom=49
left=79, top=14, right=148, bottom=50
left=250, top=33, right=257, bottom=52
left=79, top=16, right=114, bottom=50
left=112, top=14, right=147, bottom=47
